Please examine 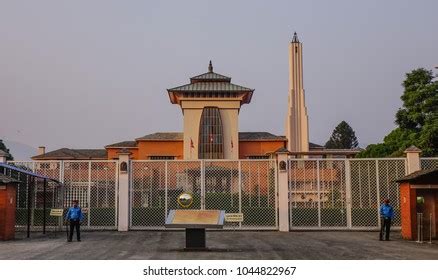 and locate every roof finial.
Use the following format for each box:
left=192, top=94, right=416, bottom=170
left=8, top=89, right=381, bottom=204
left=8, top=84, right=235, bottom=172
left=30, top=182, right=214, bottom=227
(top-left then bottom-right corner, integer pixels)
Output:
left=292, top=32, right=299, bottom=43
left=208, top=60, right=213, bottom=72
